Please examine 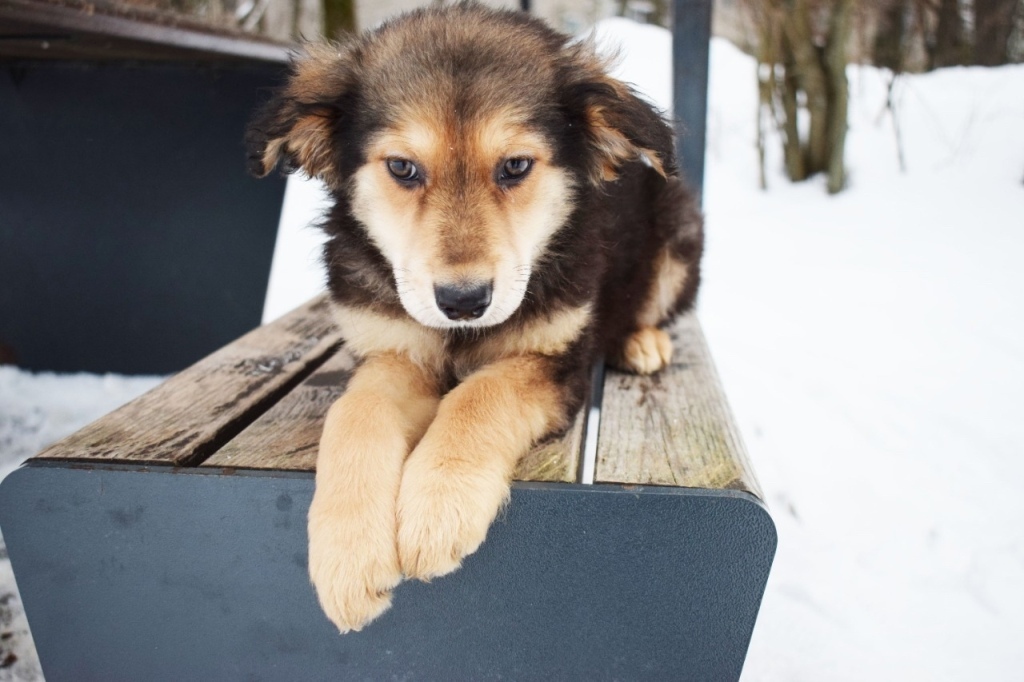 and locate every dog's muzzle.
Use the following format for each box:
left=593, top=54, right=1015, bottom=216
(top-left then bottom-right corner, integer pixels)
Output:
left=434, top=281, right=493, bottom=321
